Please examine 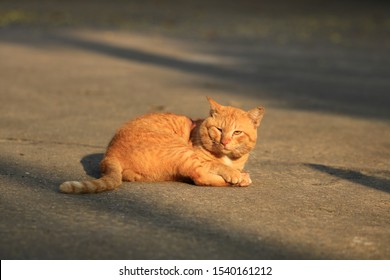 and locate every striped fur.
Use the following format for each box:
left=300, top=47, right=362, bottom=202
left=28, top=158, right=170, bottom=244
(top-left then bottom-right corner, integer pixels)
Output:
left=59, top=97, right=264, bottom=194
left=60, top=157, right=122, bottom=193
